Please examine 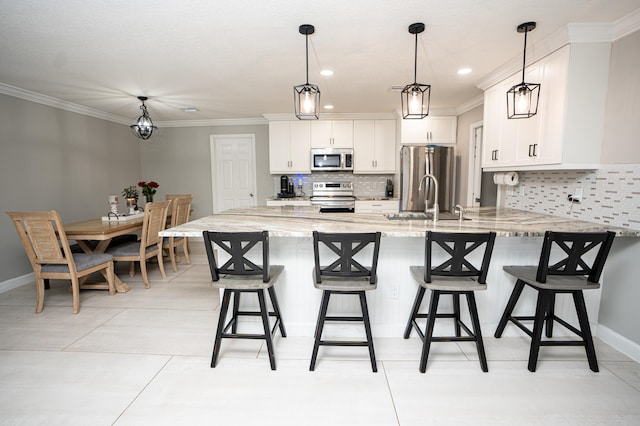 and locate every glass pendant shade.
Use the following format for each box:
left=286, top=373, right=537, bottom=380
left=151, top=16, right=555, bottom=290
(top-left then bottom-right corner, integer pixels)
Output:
left=402, top=23, right=430, bottom=119
left=294, top=83, right=320, bottom=119
left=401, top=83, right=431, bottom=119
left=130, top=96, right=158, bottom=140
left=507, top=82, right=540, bottom=118
left=507, top=22, right=540, bottom=119
left=294, top=24, right=320, bottom=120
